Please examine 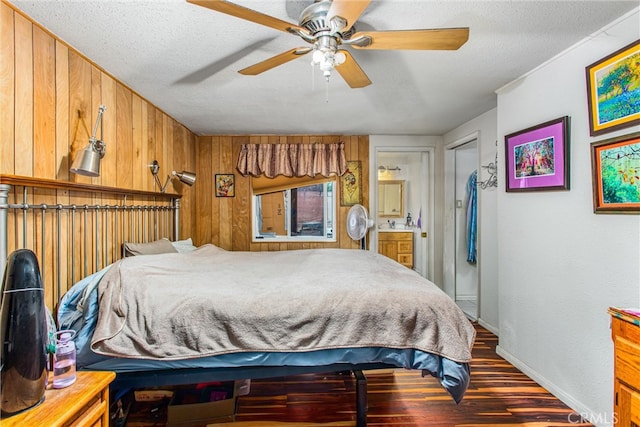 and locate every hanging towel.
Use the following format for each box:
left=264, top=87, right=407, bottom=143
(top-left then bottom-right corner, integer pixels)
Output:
left=466, top=171, right=477, bottom=264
